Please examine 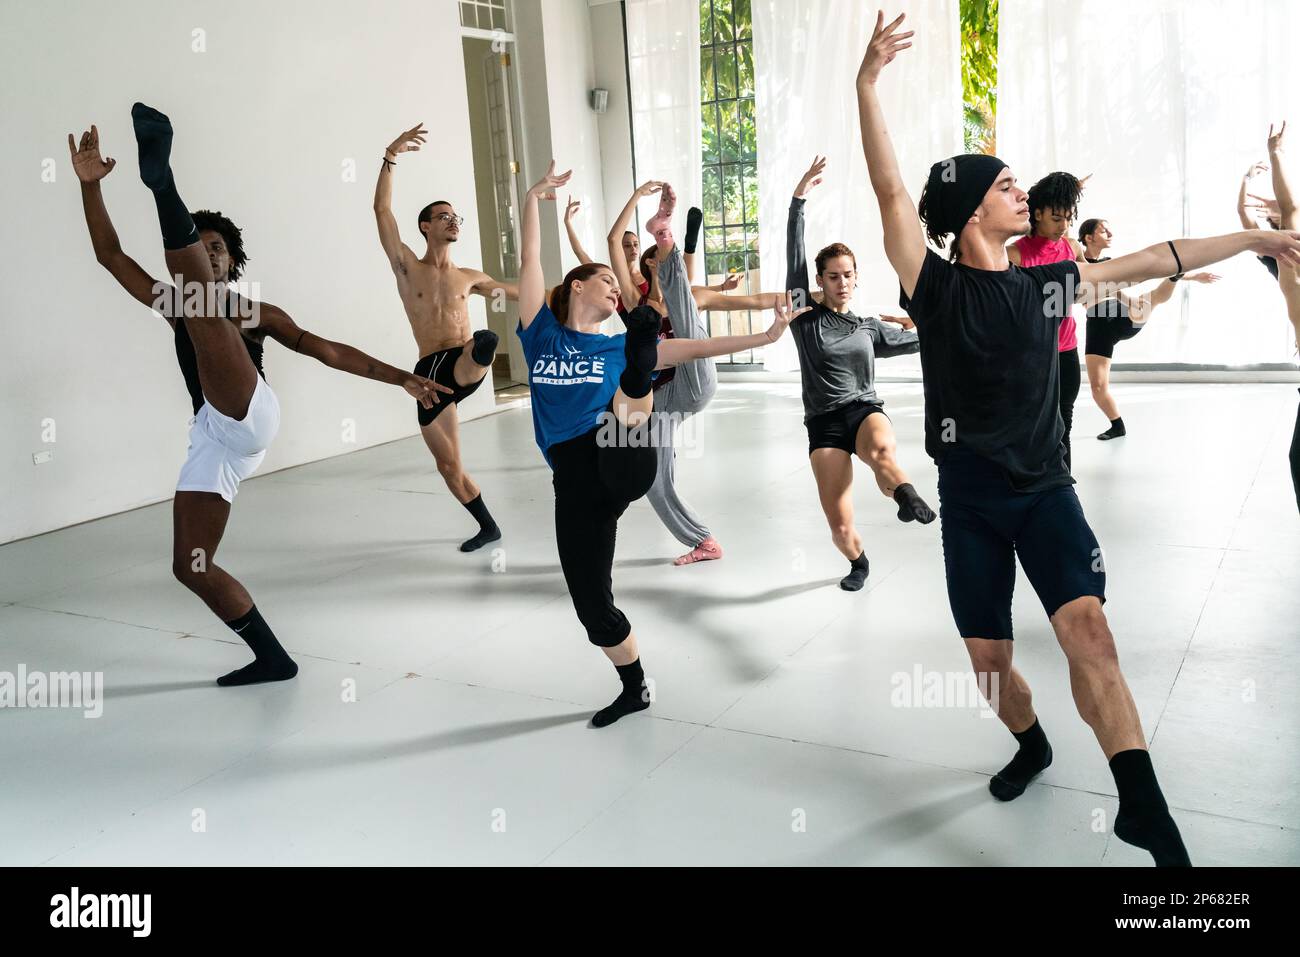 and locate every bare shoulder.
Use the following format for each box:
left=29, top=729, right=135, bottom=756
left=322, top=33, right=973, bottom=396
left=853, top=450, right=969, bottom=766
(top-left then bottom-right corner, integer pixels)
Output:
left=459, top=266, right=496, bottom=290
